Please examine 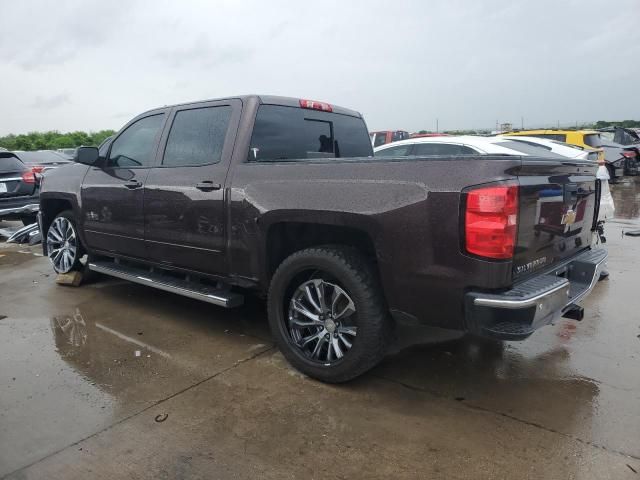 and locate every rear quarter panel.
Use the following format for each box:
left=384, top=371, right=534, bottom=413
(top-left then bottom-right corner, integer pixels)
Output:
left=229, top=156, right=522, bottom=329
